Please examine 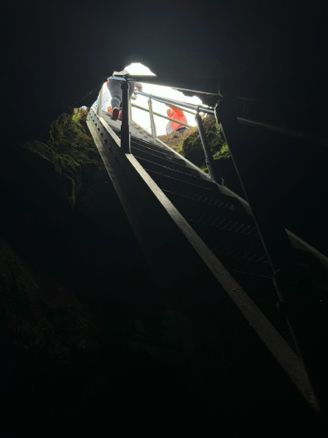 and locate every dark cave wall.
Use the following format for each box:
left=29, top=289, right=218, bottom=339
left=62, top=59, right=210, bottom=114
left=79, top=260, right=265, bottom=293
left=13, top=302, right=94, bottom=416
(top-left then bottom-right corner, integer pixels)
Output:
left=0, top=108, right=151, bottom=363
left=1, top=1, right=328, bottom=434
left=0, top=108, right=167, bottom=435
